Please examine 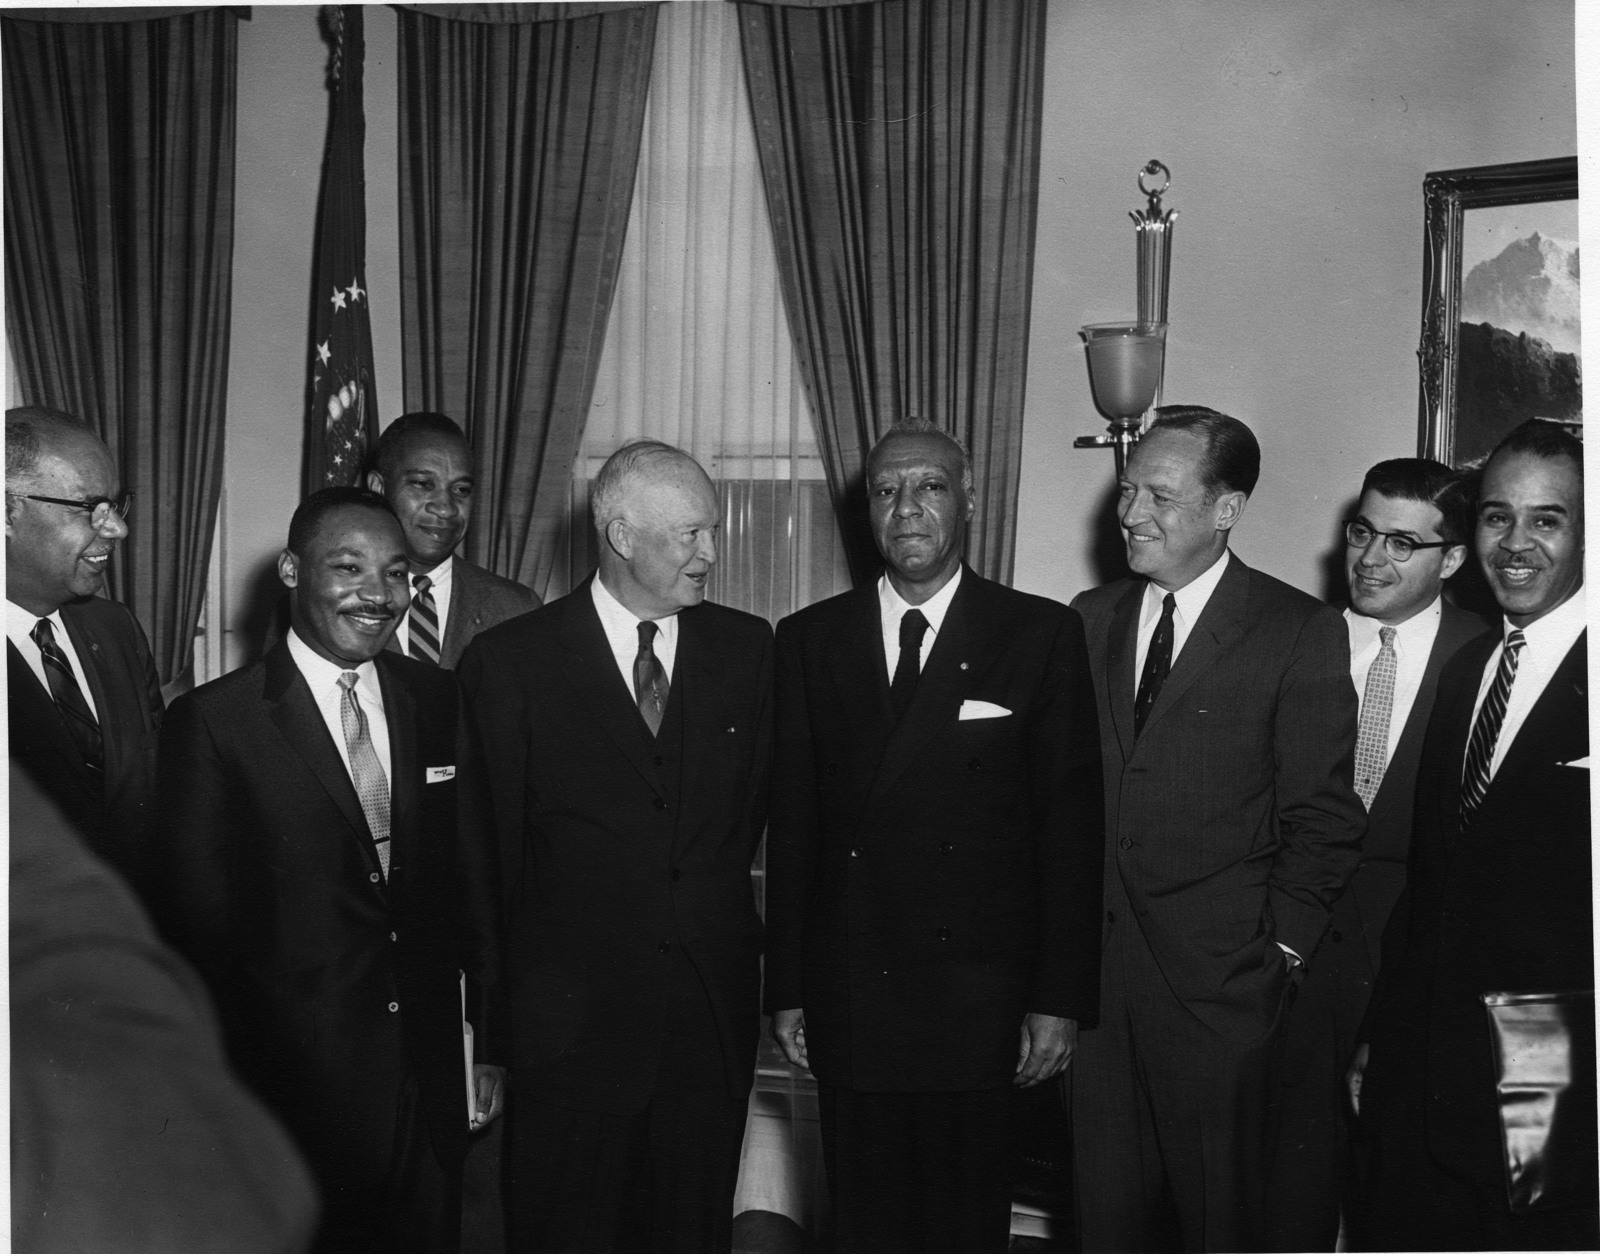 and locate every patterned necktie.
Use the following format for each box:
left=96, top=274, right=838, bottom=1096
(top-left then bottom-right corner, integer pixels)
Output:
left=1134, top=593, right=1176, bottom=737
left=889, top=609, right=931, bottom=722
left=1354, top=626, right=1398, bottom=808
left=408, top=574, right=441, bottom=665
left=634, top=621, right=669, bottom=737
left=1459, top=629, right=1526, bottom=830
left=337, top=671, right=392, bottom=877
left=31, top=618, right=103, bottom=776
